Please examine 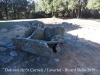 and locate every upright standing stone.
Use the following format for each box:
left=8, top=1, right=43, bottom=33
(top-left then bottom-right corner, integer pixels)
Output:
left=44, top=26, right=65, bottom=41
left=29, top=27, right=44, bottom=40
left=24, top=26, right=37, bottom=38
